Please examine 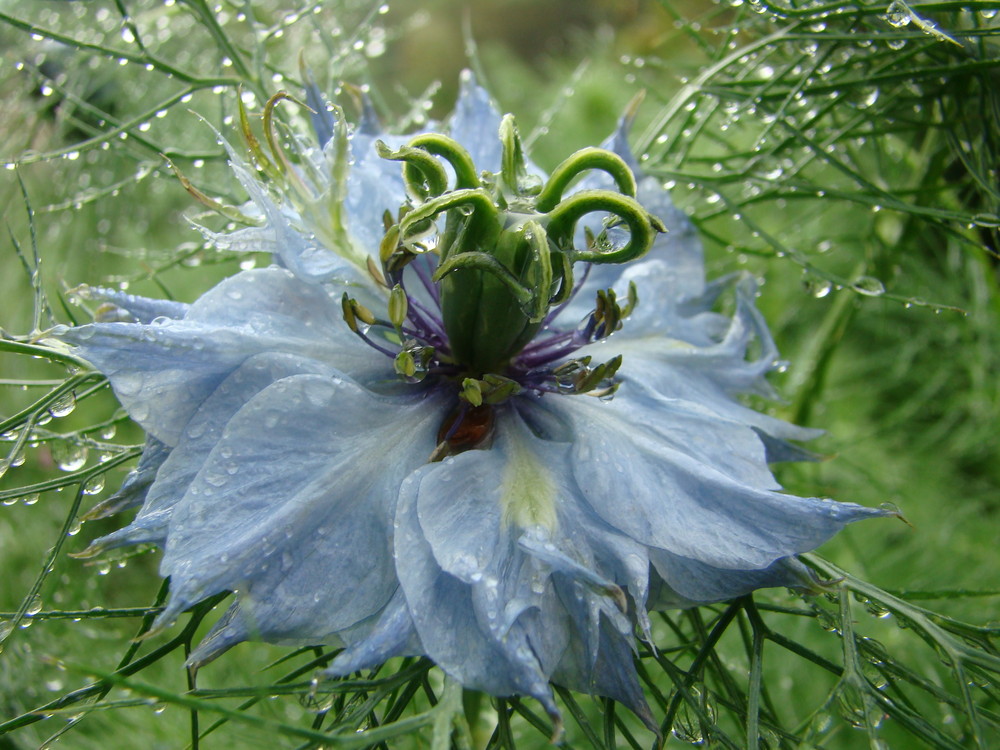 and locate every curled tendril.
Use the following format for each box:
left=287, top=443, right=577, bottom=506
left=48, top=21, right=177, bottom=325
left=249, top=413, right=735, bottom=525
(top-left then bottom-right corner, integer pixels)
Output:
left=237, top=88, right=281, bottom=184
left=519, top=220, right=555, bottom=321
left=545, top=189, right=664, bottom=265
left=376, top=141, right=450, bottom=201
left=534, top=147, right=638, bottom=213
left=398, top=188, right=500, bottom=251
left=383, top=133, right=480, bottom=202
left=499, top=115, right=540, bottom=199
left=262, top=92, right=312, bottom=186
